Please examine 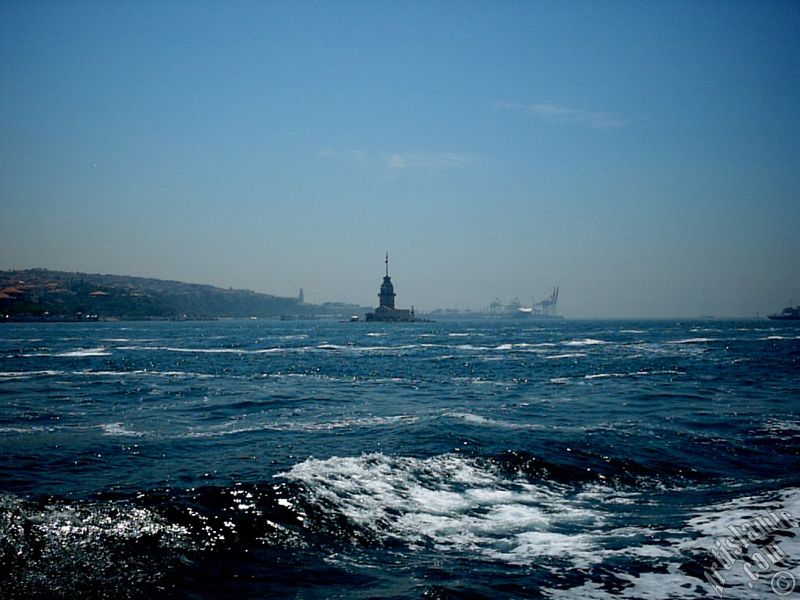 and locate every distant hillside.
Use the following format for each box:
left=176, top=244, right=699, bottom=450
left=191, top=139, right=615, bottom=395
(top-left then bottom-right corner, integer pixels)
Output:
left=0, top=269, right=303, bottom=319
